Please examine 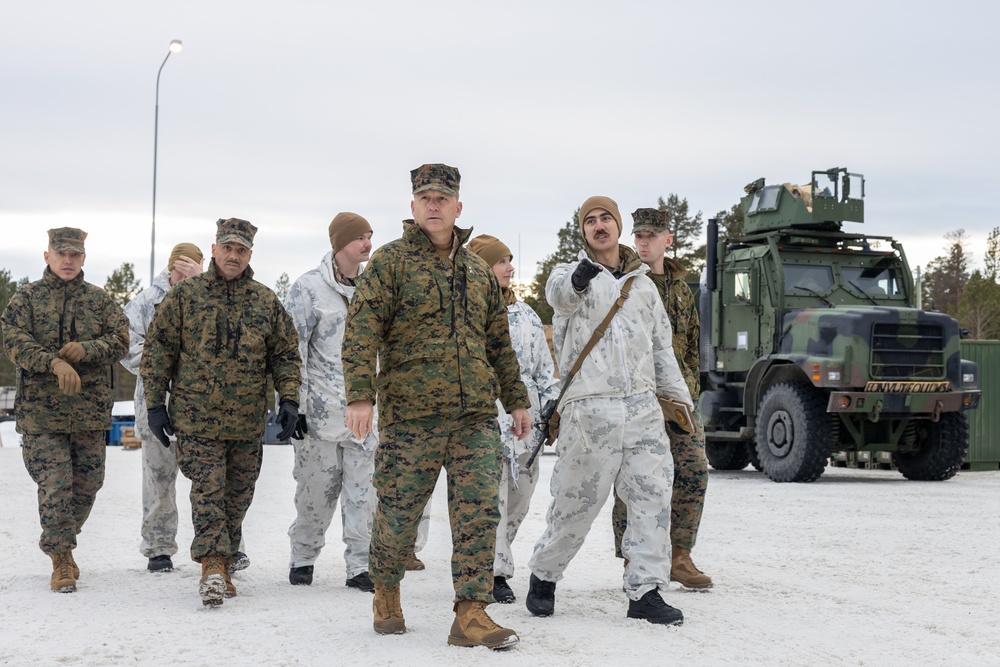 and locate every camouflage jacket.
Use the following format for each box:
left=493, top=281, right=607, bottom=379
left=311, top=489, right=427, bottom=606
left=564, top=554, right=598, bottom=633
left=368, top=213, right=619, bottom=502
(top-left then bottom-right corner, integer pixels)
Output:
left=1, top=267, right=129, bottom=434
left=649, top=257, right=701, bottom=397
left=121, top=268, right=172, bottom=441
left=495, top=299, right=560, bottom=458
left=140, top=261, right=301, bottom=440
left=284, top=251, right=378, bottom=449
left=546, top=246, right=691, bottom=407
left=343, top=222, right=529, bottom=426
